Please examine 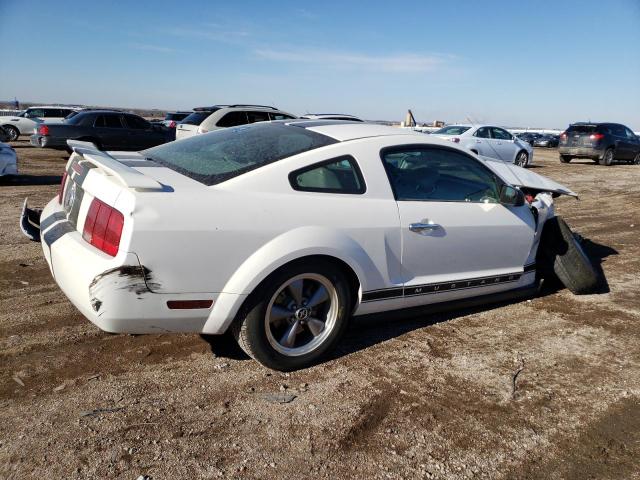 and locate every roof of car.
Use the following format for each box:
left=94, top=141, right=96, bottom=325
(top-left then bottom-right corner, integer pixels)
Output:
left=285, top=120, right=425, bottom=142
left=28, top=105, right=81, bottom=110
left=193, top=104, right=279, bottom=112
